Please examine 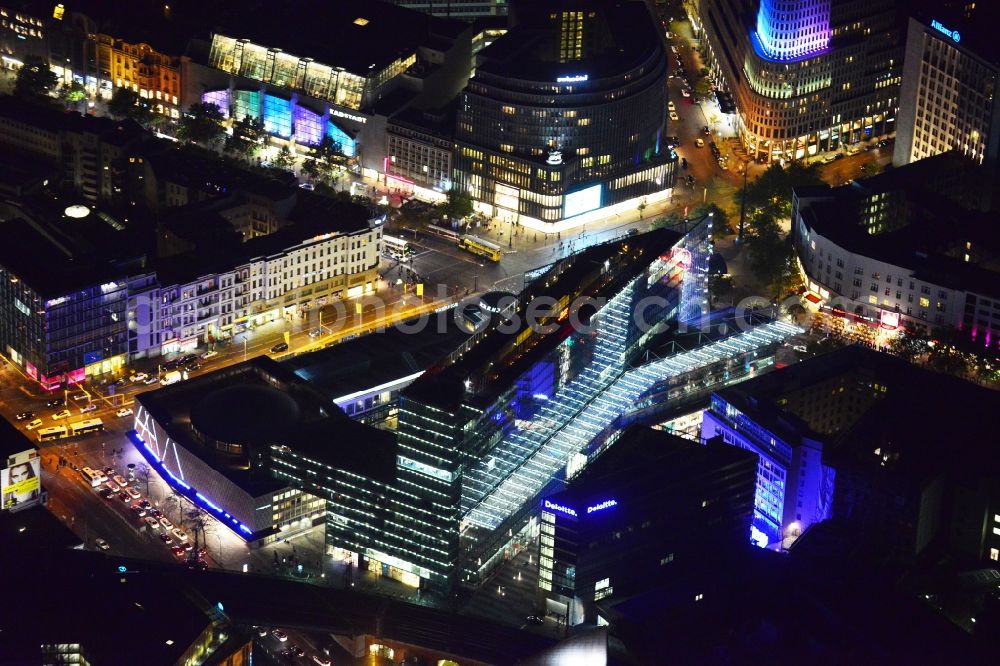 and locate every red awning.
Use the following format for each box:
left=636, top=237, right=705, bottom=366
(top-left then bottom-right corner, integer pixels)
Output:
left=804, top=293, right=822, bottom=304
